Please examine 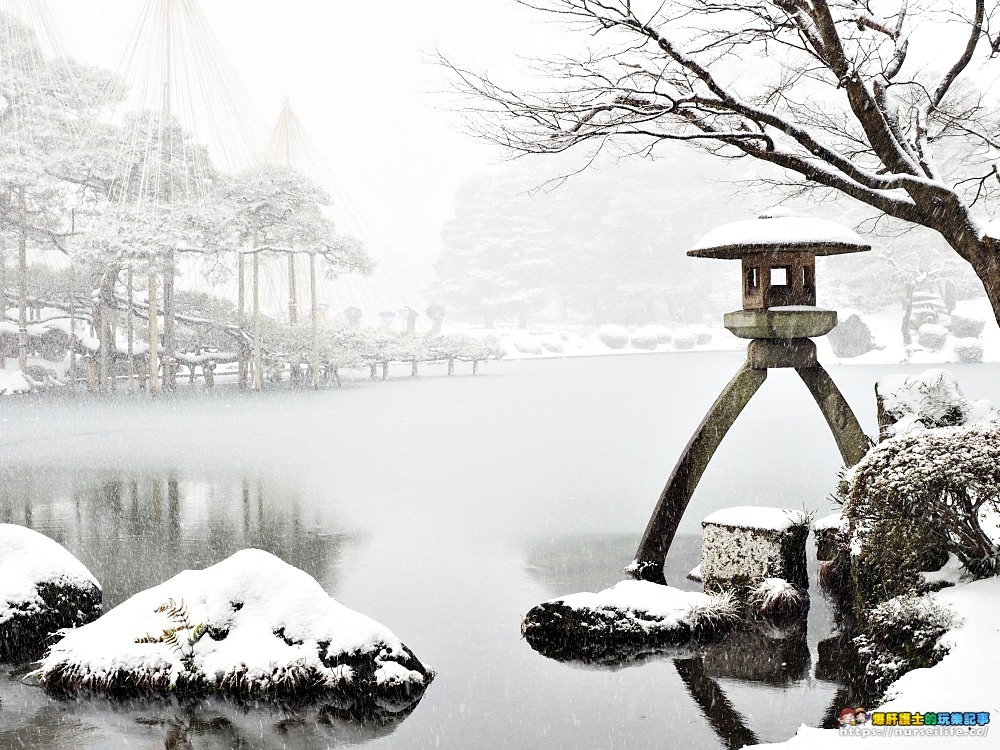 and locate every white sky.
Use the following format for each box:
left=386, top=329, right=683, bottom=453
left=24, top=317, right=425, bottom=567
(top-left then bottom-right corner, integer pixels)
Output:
left=46, top=0, right=555, bottom=283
